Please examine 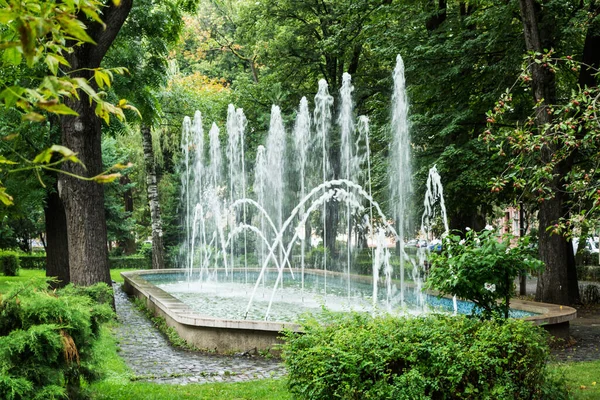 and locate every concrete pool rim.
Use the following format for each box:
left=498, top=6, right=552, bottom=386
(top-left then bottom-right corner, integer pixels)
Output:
left=121, top=269, right=577, bottom=353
